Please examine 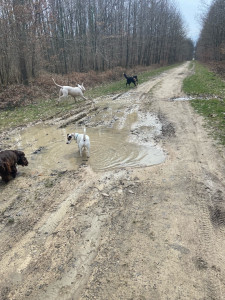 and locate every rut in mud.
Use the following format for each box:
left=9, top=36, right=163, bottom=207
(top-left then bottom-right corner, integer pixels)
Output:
left=1, top=62, right=225, bottom=300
